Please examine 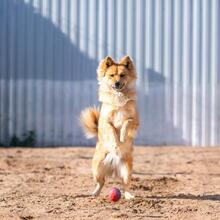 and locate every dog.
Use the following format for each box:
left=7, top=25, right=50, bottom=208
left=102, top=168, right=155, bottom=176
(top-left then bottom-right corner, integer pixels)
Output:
left=80, top=55, right=139, bottom=199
